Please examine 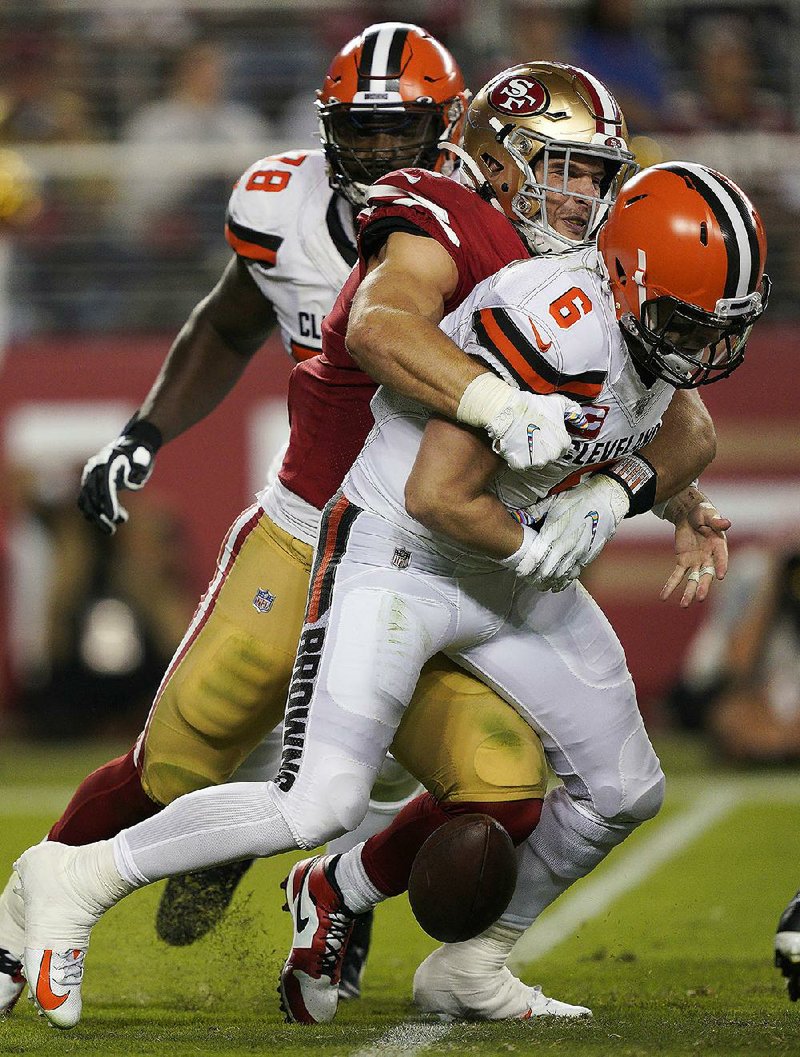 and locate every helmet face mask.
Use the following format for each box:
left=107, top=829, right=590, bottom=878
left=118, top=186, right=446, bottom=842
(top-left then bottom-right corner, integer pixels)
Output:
left=620, top=283, right=770, bottom=388
left=317, top=22, right=468, bottom=206
left=600, top=162, right=770, bottom=389
left=320, top=105, right=446, bottom=196
left=459, top=62, right=638, bottom=254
